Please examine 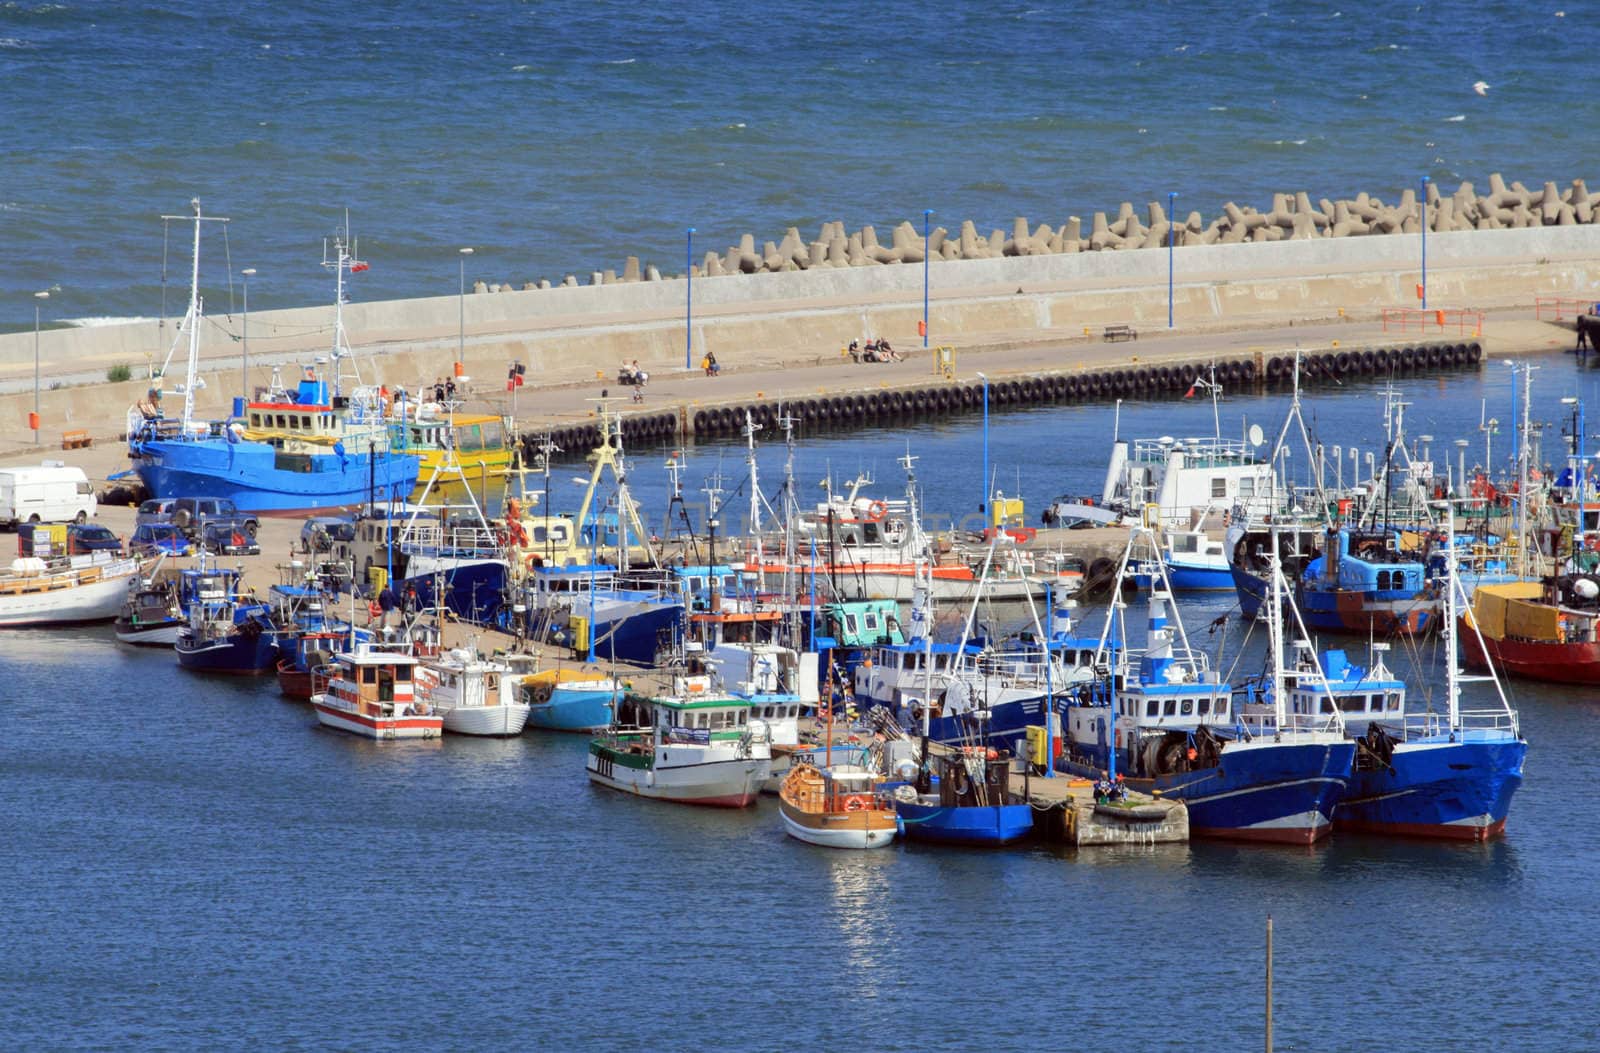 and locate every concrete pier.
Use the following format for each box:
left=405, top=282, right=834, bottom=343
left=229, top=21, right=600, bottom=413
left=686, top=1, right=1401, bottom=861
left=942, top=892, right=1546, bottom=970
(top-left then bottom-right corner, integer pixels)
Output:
left=1011, top=768, right=1190, bottom=846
